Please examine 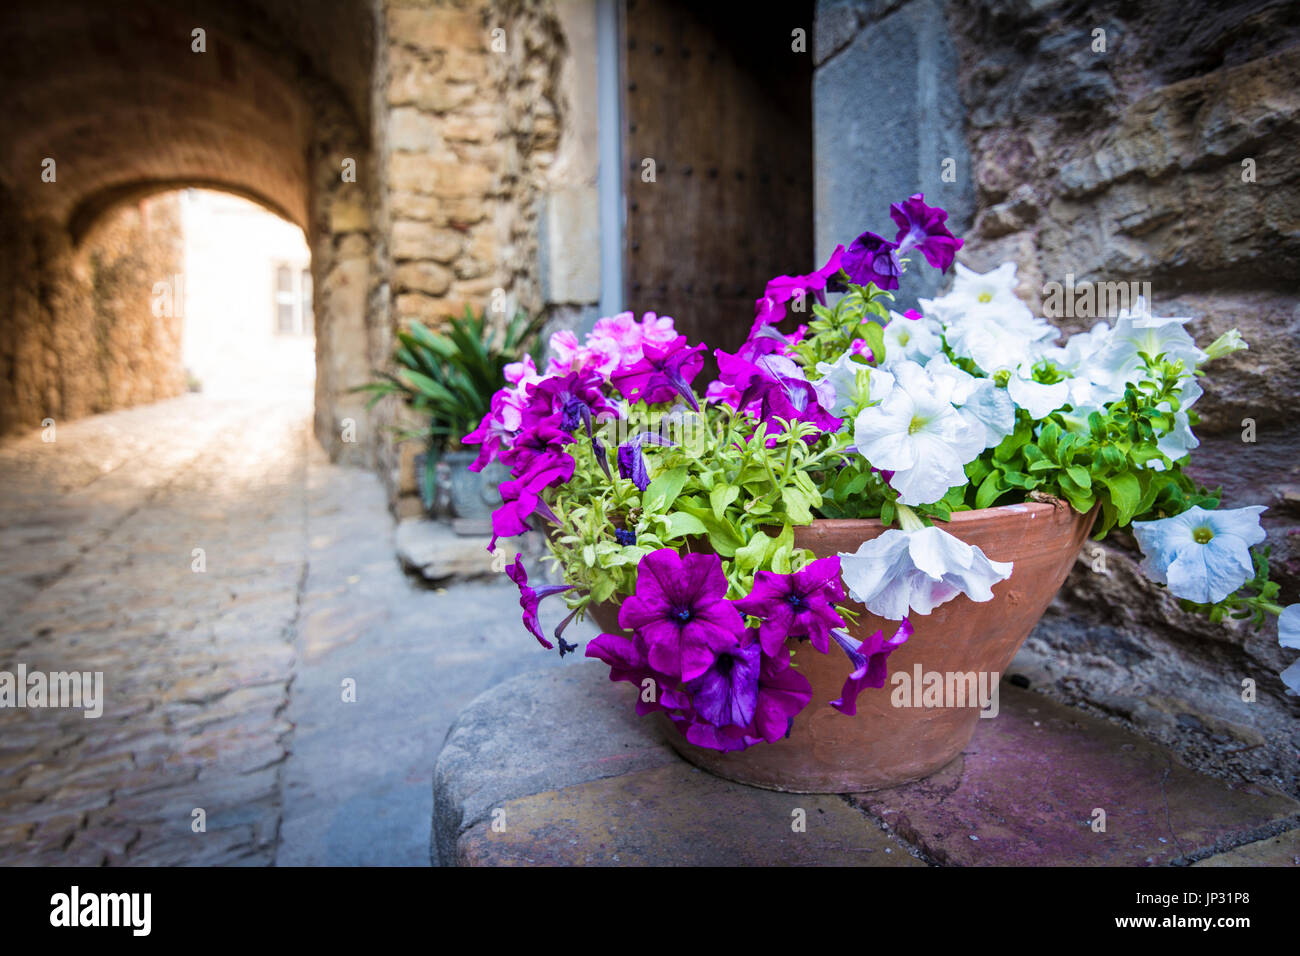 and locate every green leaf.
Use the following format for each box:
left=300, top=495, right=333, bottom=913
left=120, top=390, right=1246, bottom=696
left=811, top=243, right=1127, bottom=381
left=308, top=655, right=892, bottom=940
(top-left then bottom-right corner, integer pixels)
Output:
left=1102, top=472, right=1141, bottom=524
left=710, top=484, right=740, bottom=521
left=662, top=511, right=707, bottom=540
left=781, top=486, right=813, bottom=524
left=1065, top=465, right=1092, bottom=489
left=643, top=466, right=688, bottom=514
left=975, top=470, right=1005, bottom=510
